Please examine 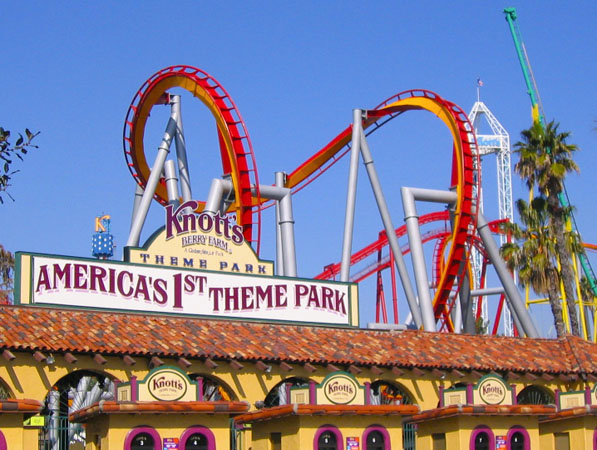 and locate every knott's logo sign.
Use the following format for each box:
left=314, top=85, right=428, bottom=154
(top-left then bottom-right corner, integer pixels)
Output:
left=319, top=372, right=364, bottom=405
left=116, top=366, right=198, bottom=402
left=474, top=375, right=511, bottom=405
left=147, top=368, right=188, bottom=401
left=124, top=203, right=274, bottom=276
left=165, top=201, right=244, bottom=244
